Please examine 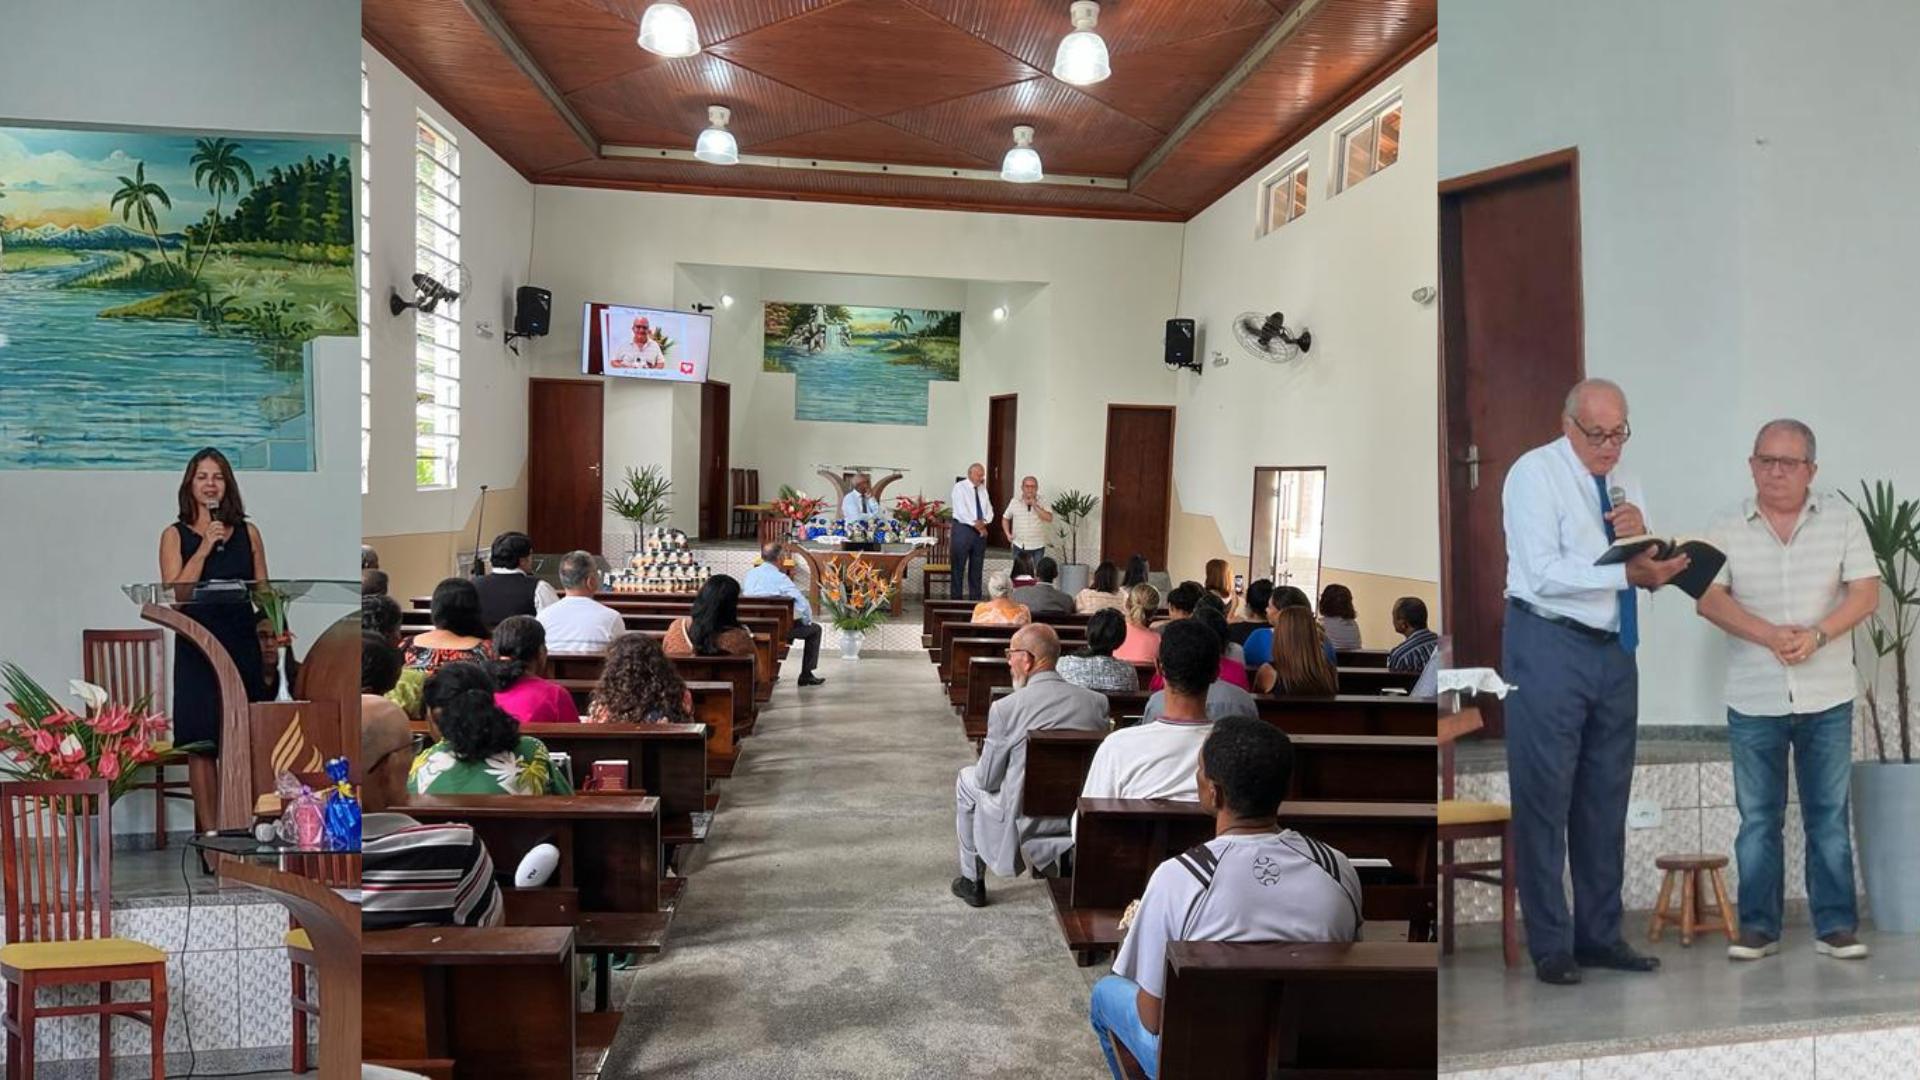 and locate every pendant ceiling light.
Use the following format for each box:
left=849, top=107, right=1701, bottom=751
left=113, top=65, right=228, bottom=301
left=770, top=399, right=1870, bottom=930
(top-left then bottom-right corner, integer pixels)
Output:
left=1052, top=1, right=1111, bottom=86
left=694, top=105, right=738, bottom=165
left=638, top=0, right=701, bottom=58
left=1000, top=125, right=1043, bottom=184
